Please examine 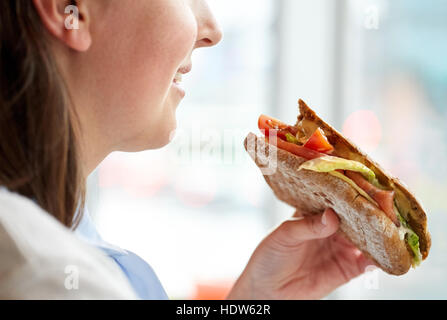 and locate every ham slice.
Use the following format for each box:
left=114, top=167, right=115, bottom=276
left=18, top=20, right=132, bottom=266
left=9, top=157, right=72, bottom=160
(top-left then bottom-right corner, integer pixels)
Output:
left=345, top=171, right=400, bottom=227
